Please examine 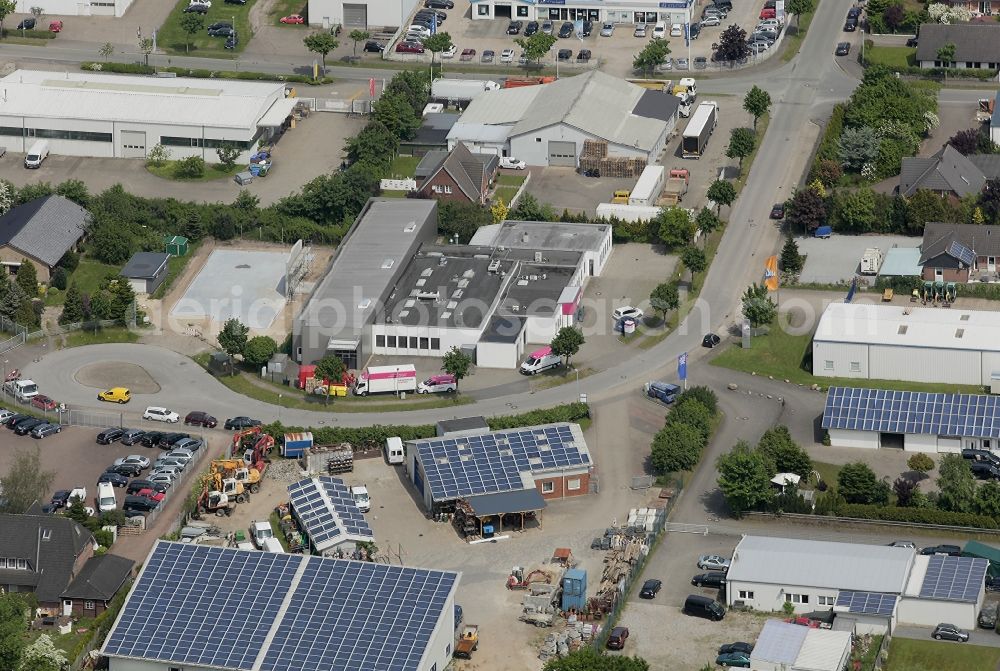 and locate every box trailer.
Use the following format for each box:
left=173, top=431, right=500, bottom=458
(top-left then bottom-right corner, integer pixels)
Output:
left=282, top=432, right=314, bottom=458
left=861, top=248, right=884, bottom=275
left=629, top=166, right=666, bottom=207
left=682, top=101, right=719, bottom=159
left=596, top=202, right=662, bottom=223
left=354, top=364, right=417, bottom=396
left=431, top=79, right=500, bottom=103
